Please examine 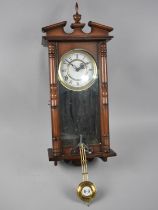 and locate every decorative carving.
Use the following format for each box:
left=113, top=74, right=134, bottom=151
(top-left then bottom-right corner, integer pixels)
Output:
left=50, top=84, right=58, bottom=108
left=42, top=3, right=113, bottom=42
left=48, top=43, right=58, bottom=108
left=100, top=42, right=107, bottom=57
left=71, top=2, right=85, bottom=30
left=48, top=42, right=61, bottom=161
left=100, top=43, right=108, bottom=105
left=102, top=83, right=108, bottom=105
left=99, top=41, right=110, bottom=151
left=42, top=2, right=117, bottom=163
left=73, top=2, right=81, bottom=23
left=48, top=43, right=55, bottom=58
